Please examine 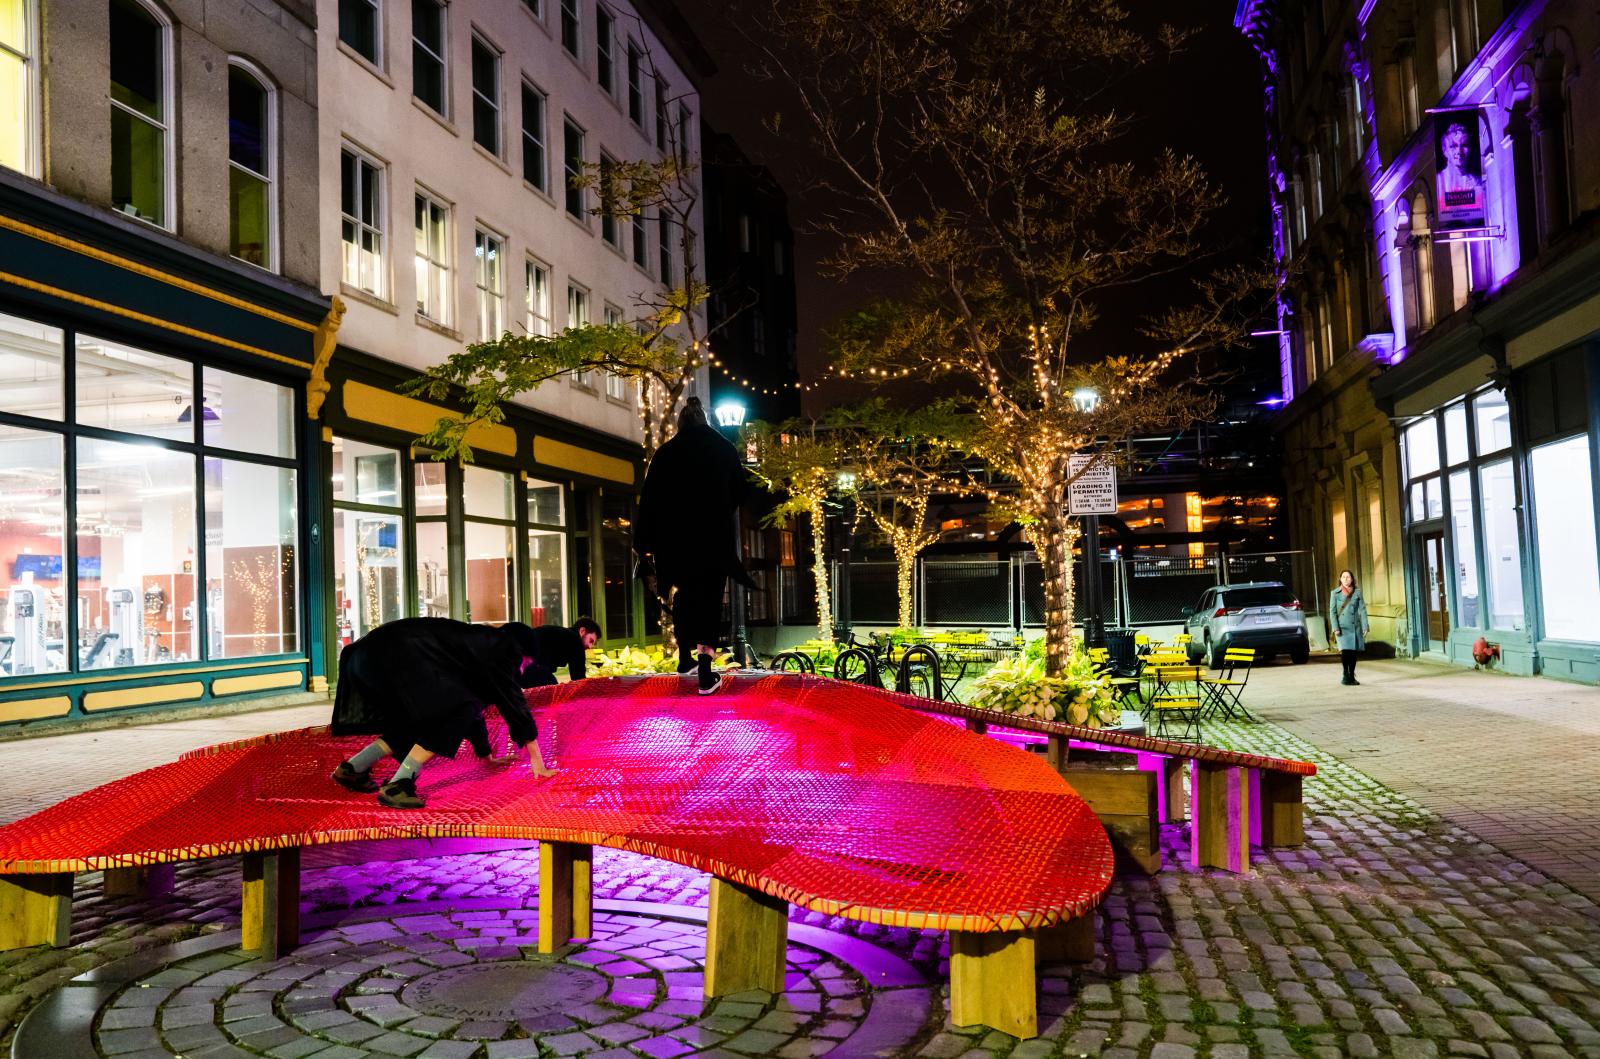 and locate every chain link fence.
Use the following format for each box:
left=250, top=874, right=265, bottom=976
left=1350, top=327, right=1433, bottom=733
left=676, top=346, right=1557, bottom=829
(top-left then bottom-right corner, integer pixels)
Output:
left=1019, top=557, right=1121, bottom=627
left=920, top=560, right=1012, bottom=626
